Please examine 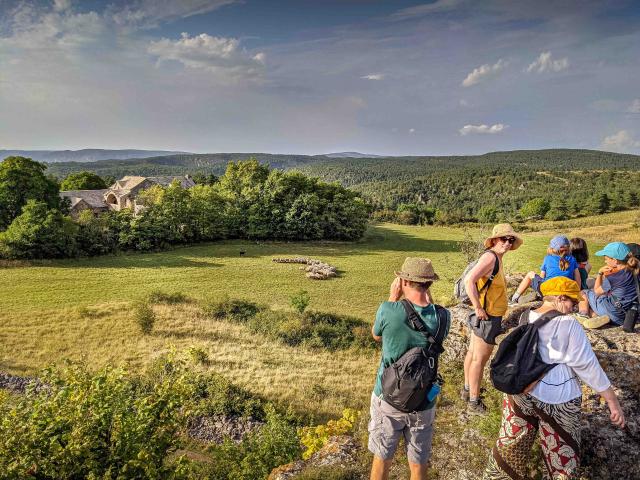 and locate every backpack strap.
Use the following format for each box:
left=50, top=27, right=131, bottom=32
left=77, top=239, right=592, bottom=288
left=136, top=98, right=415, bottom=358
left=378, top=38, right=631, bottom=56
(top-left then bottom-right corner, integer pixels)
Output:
left=518, top=308, right=531, bottom=326
left=477, top=250, right=500, bottom=309
left=531, top=309, right=563, bottom=329
left=400, top=299, right=446, bottom=354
